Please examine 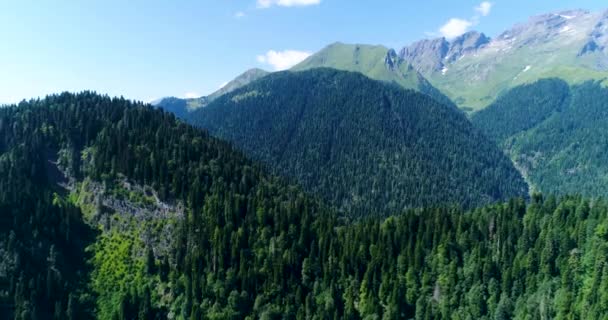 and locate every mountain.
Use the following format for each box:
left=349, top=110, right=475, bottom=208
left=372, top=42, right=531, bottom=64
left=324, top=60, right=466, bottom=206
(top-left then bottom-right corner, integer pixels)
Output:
left=190, top=68, right=528, bottom=216
left=154, top=68, right=269, bottom=118
left=4, top=93, right=608, bottom=319
left=472, top=78, right=608, bottom=197
left=208, top=68, right=269, bottom=101
left=151, top=95, right=210, bottom=119
left=0, top=92, right=336, bottom=318
left=291, top=42, right=456, bottom=108
left=400, top=9, right=608, bottom=111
